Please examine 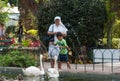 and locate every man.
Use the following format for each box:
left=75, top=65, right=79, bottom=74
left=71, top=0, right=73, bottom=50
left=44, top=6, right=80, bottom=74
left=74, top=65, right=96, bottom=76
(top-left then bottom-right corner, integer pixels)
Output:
left=47, top=16, right=68, bottom=68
